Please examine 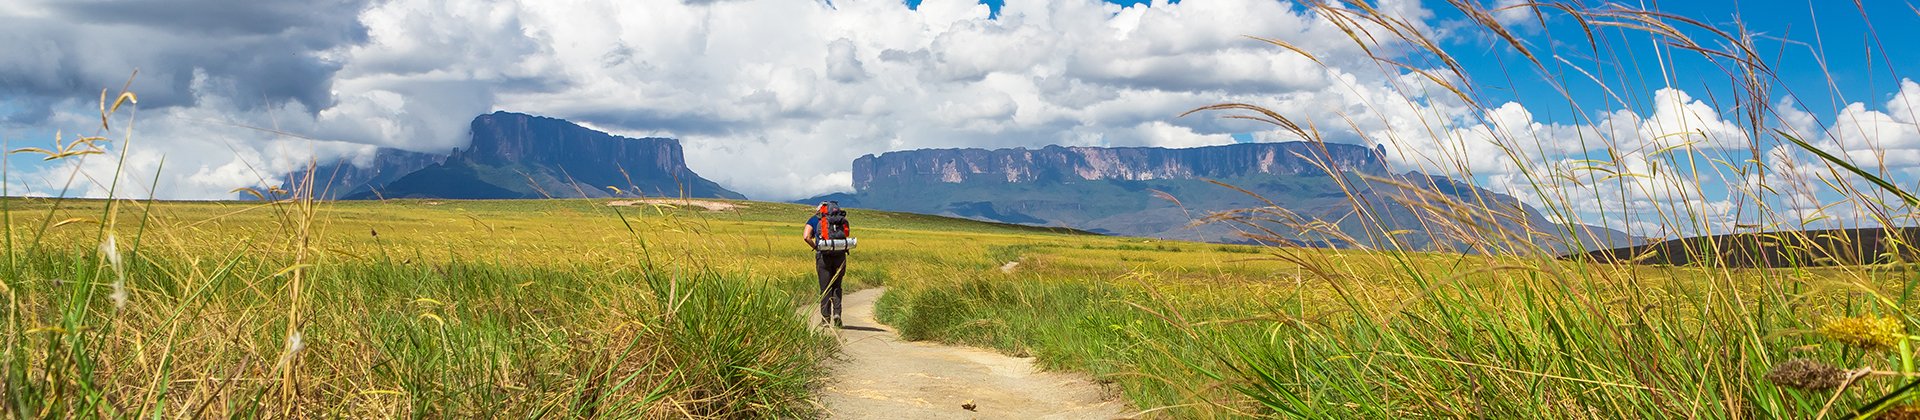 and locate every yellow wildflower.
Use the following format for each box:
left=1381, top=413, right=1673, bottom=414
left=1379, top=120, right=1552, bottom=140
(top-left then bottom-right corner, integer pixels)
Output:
left=1818, top=316, right=1905, bottom=351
